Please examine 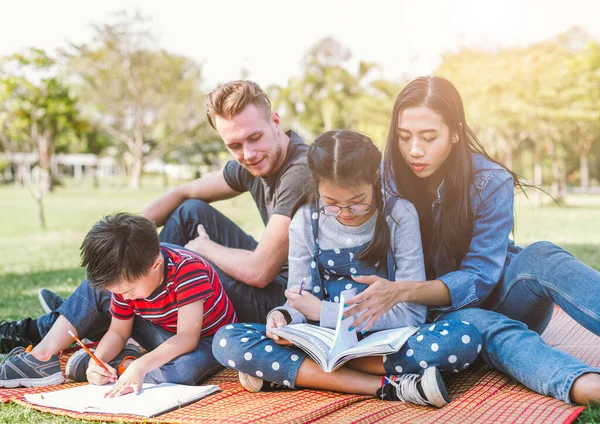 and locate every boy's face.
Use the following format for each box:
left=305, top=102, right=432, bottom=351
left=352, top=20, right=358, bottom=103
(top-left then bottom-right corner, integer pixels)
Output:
left=108, top=254, right=164, bottom=301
